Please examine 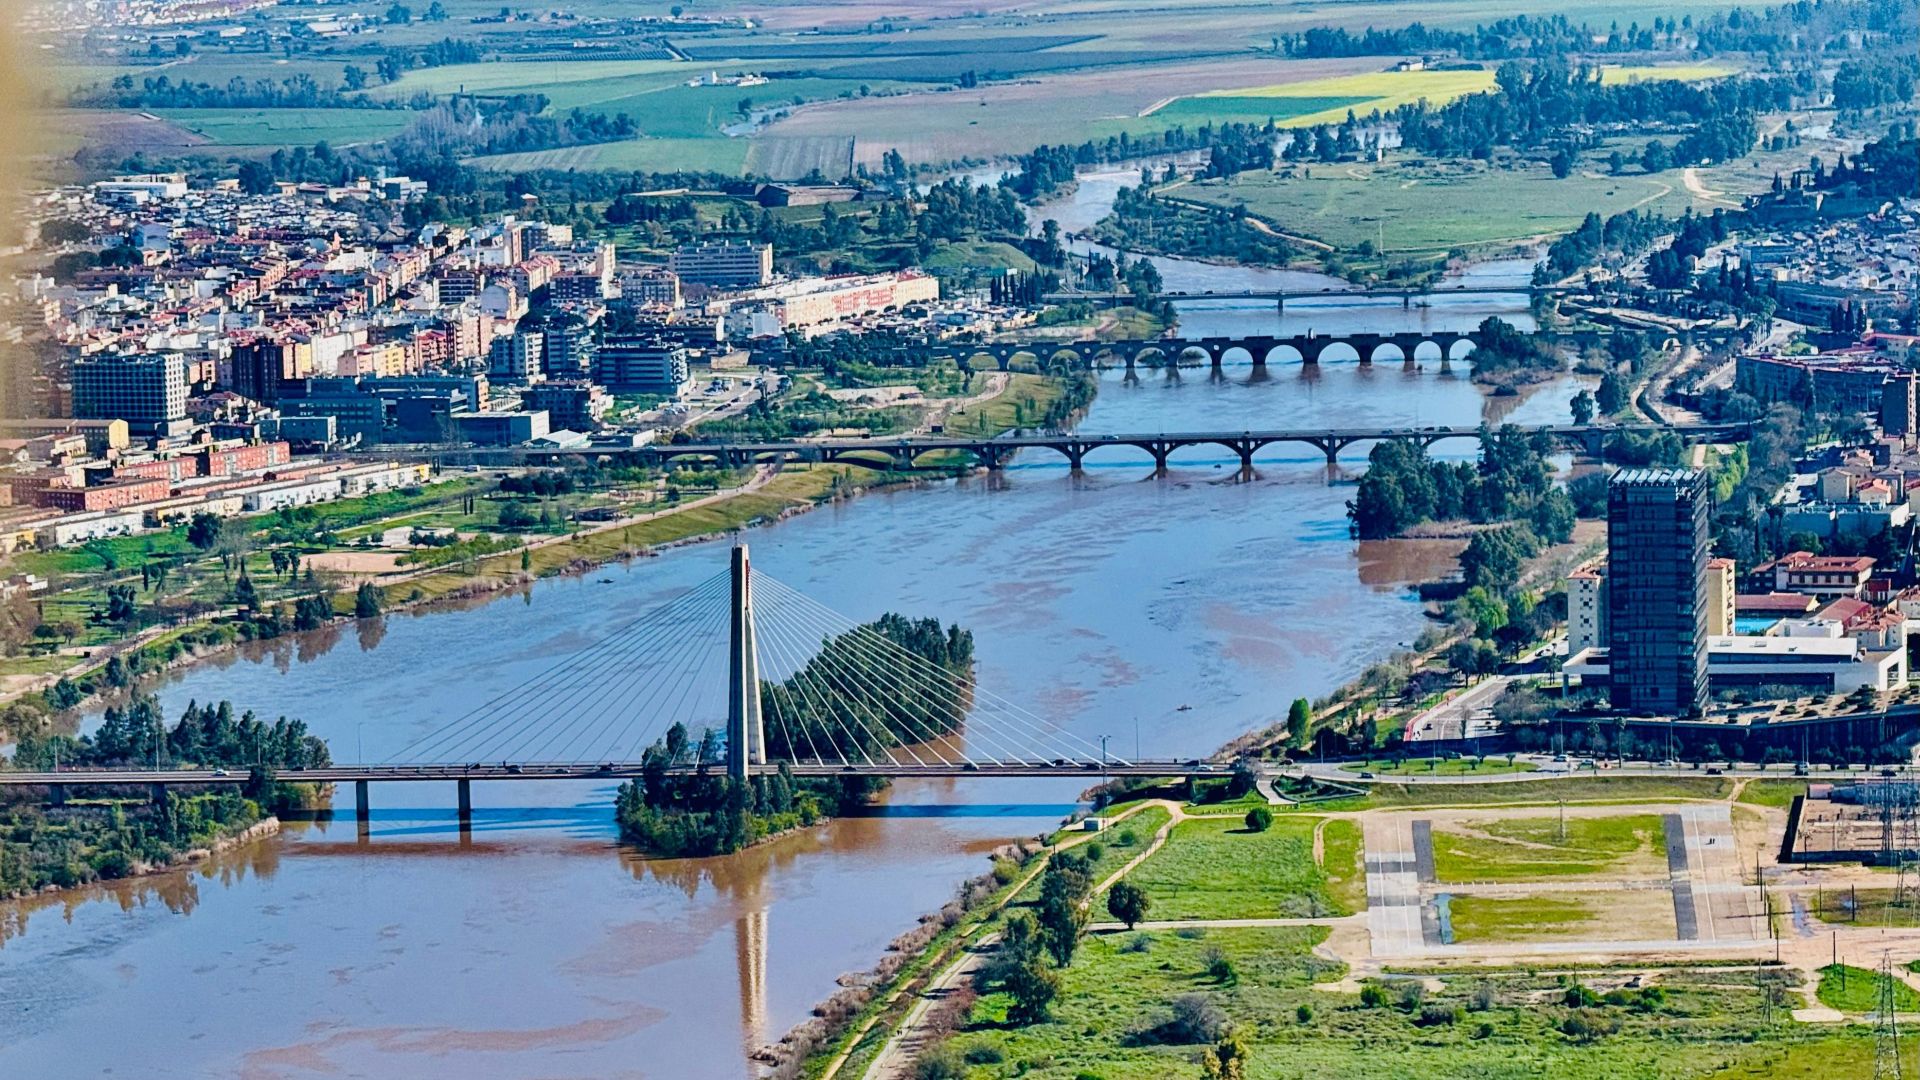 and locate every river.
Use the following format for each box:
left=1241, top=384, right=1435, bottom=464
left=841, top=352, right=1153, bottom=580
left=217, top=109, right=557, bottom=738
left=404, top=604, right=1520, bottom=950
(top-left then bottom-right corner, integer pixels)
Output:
left=0, top=178, right=1587, bottom=1079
